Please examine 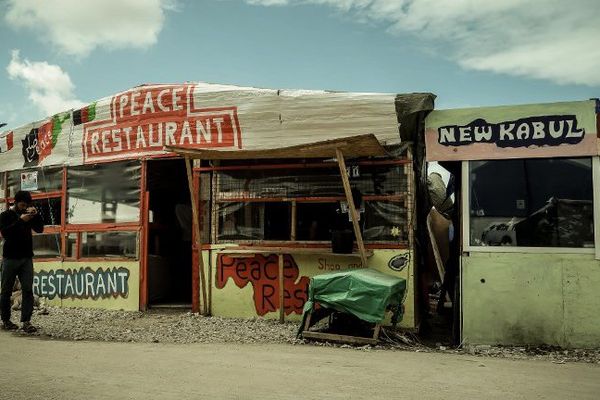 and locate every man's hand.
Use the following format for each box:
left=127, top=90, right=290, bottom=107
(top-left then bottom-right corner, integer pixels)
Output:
left=20, top=207, right=37, bottom=222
